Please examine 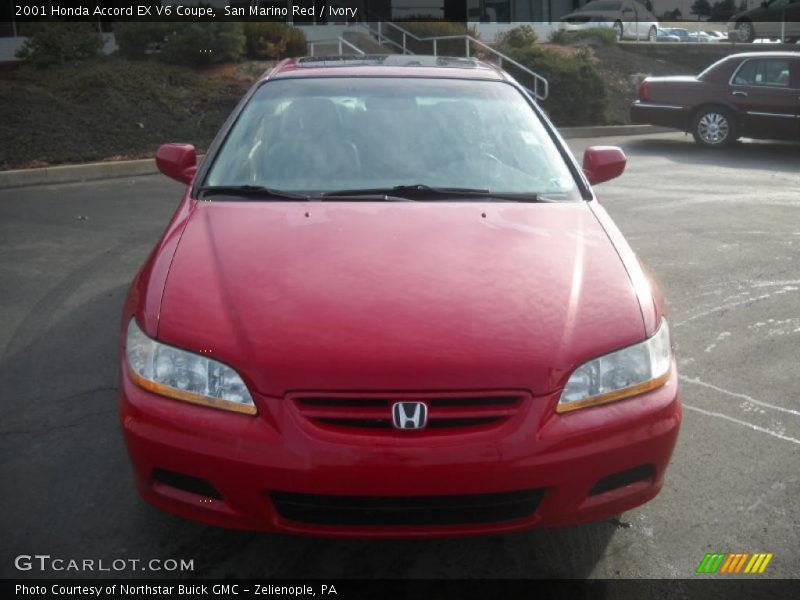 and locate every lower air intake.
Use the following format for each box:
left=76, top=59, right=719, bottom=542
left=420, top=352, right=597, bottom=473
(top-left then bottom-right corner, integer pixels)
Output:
left=269, top=489, right=545, bottom=526
left=589, top=464, right=655, bottom=496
